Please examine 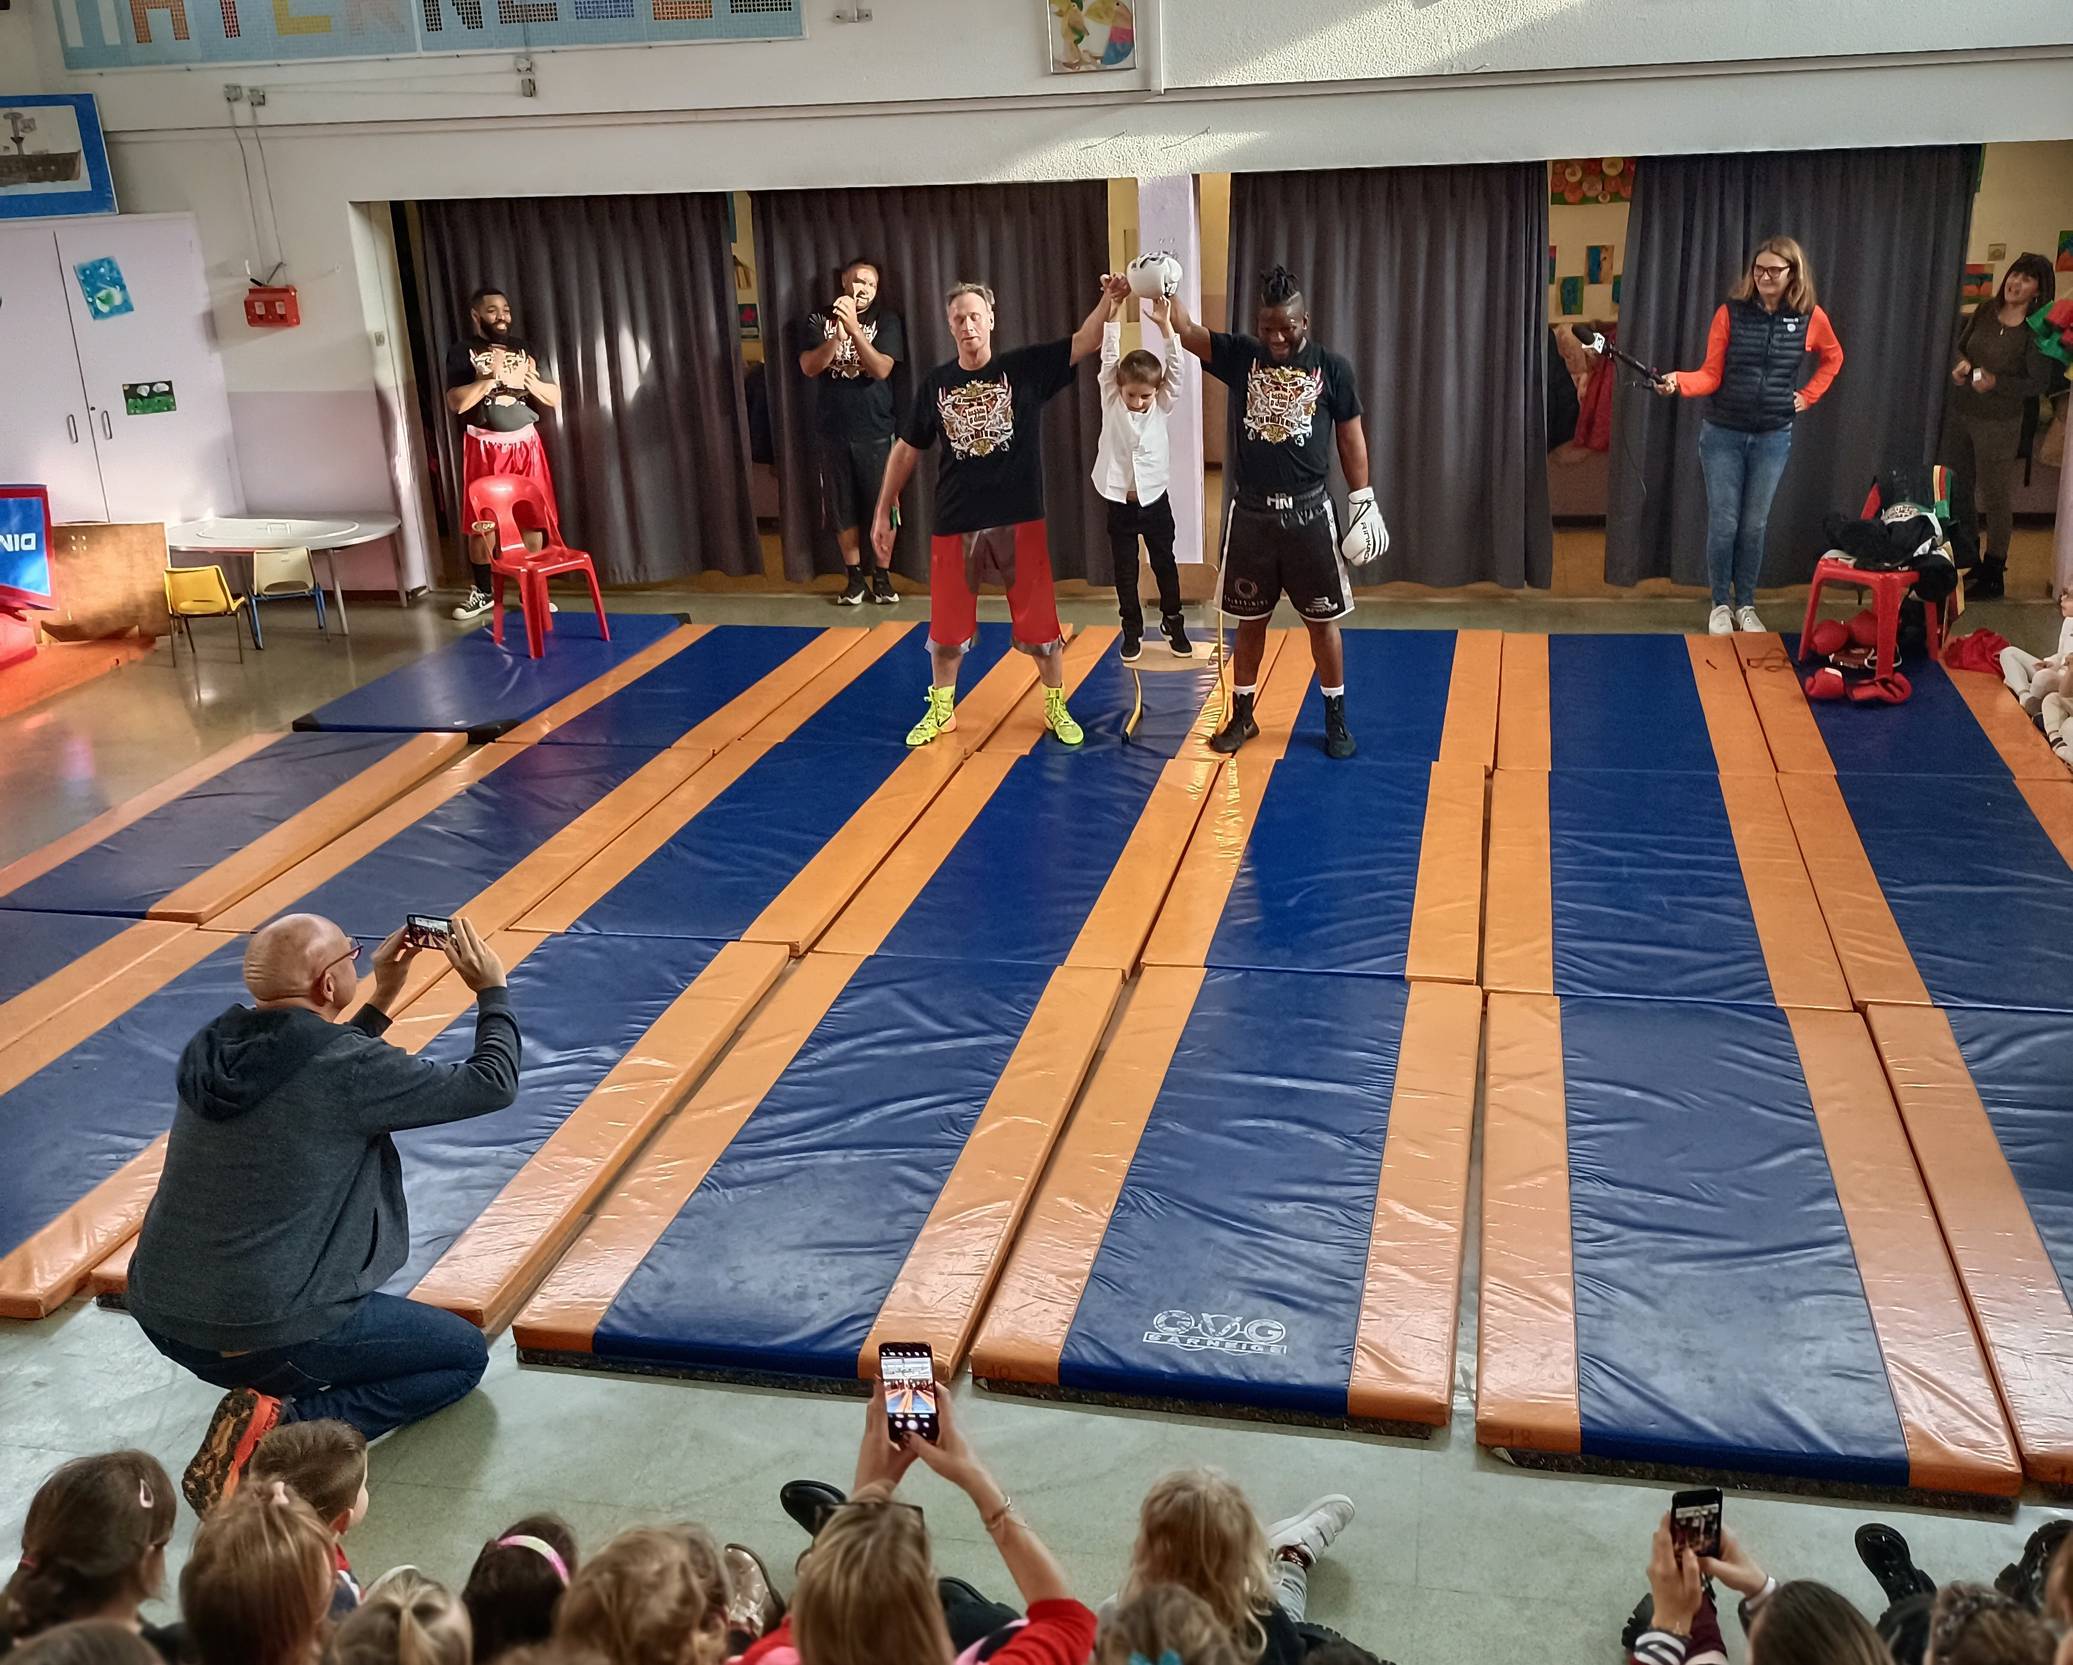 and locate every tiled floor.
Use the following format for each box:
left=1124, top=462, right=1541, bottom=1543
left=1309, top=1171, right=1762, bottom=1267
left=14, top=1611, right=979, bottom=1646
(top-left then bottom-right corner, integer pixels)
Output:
left=3, top=554, right=2068, bottom=1665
